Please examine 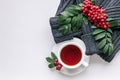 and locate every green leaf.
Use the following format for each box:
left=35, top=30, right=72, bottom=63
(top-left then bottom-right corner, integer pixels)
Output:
left=48, top=63, right=55, bottom=68
left=93, top=29, right=105, bottom=35
left=103, top=44, right=109, bottom=54
left=63, top=18, right=71, bottom=24
left=70, top=5, right=81, bottom=11
left=108, top=44, right=114, bottom=55
left=60, top=11, right=74, bottom=17
left=91, top=0, right=95, bottom=5
left=76, top=14, right=83, bottom=30
left=107, top=28, right=113, bottom=34
left=97, top=39, right=106, bottom=49
left=57, top=15, right=66, bottom=24
left=79, top=6, right=82, bottom=12
left=107, top=38, right=112, bottom=43
left=107, top=33, right=112, bottom=39
left=67, top=5, right=76, bottom=9
left=68, top=24, right=72, bottom=32
left=46, top=57, right=53, bottom=63
left=109, top=20, right=118, bottom=27
left=91, top=25, right=97, bottom=29
left=79, top=3, right=83, bottom=7
left=71, top=16, right=77, bottom=26
left=94, top=32, right=106, bottom=40
left=83, top=16, right=88, bottom=25
left=51, top=52, right=57, bottom=60
left=66, top=6, right=80, bottom=15
left=66, top=8, right=79, bottom=15
left=72, top=26, right=78, bottom=32
left=71, top=16, right=78, bottom=31
left=74, top=5, right=81, bottom=11
left=59, top=25, right=71, bottom=35
left=58, top=17, right=71, bottom=25
left=106, top=18, right=114, bottom=21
